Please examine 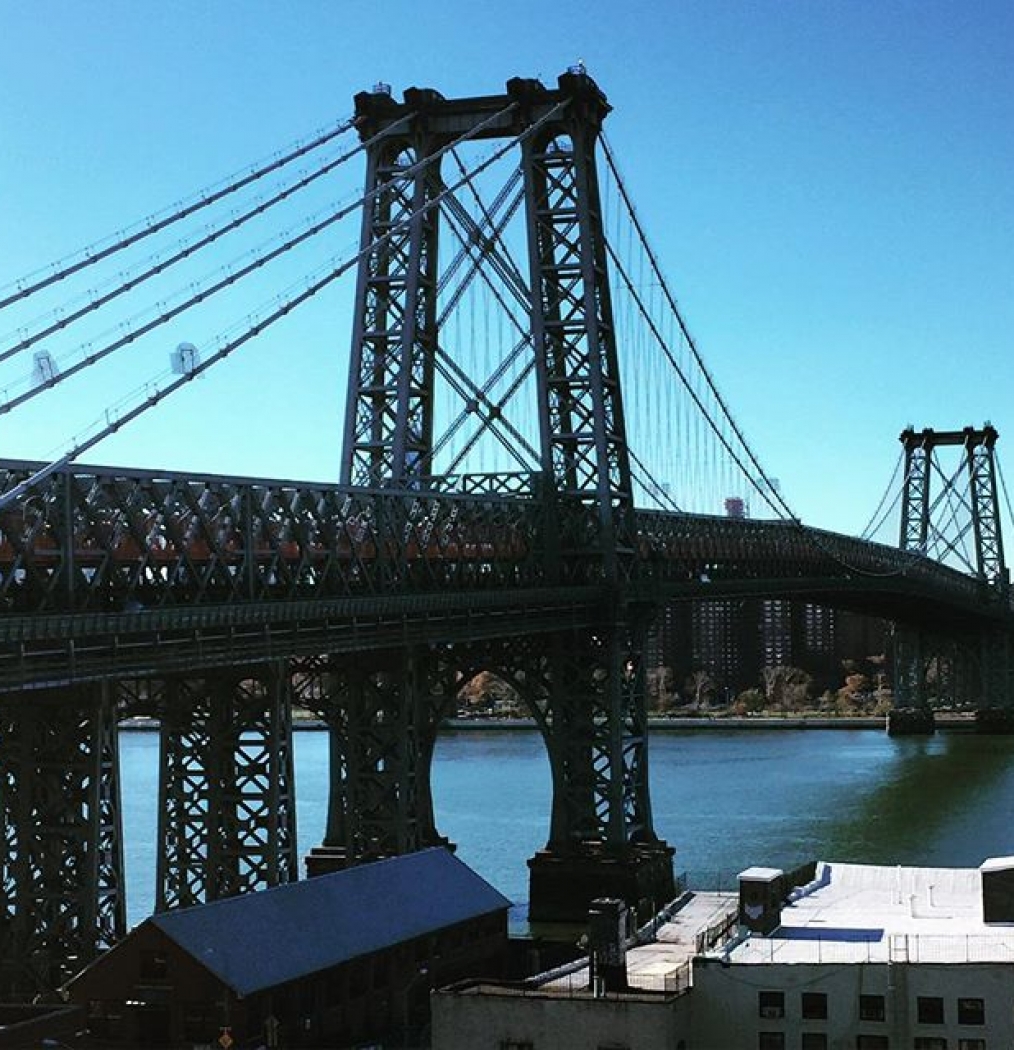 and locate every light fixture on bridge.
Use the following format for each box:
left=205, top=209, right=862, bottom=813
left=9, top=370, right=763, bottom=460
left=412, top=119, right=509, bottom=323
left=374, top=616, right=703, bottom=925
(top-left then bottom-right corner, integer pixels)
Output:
left=170, top=342, right=200, bottom=376
left=31, top=350, right=58, bottom=386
